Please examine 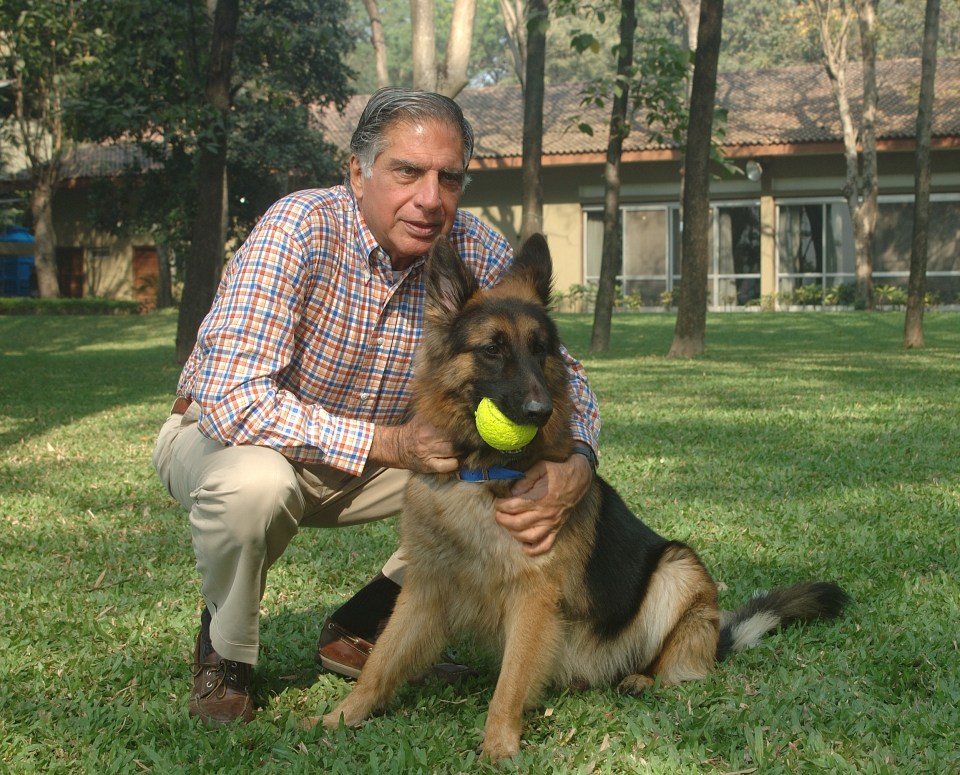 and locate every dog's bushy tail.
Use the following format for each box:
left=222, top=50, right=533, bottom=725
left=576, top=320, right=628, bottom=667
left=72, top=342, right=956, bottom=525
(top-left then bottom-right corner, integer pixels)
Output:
left=716, top=581, right=849, bottom=661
